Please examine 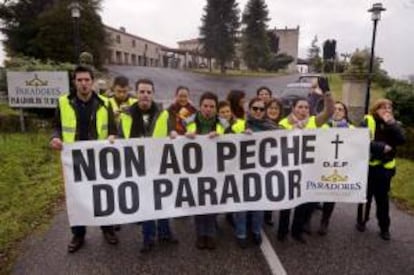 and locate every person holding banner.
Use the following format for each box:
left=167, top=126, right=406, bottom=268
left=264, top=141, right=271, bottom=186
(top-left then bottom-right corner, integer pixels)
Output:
left=356, top=99, right=405, bottom=240
left=277, top=76, right=334, bottom=243
left=233, top=97, right=280, bottom=248
left=185, top=91, right=228, bottom=250
left=263, top=97, right=285, bottom=226
left=157, top=86, right=197, bottom=138
left=317, top=101, right=354, bottom=236
left=50, top=65, right=119, bottom=253
left=119, top=78, right=178, bottom=253
left=109, top=76, right=137, bottom=127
